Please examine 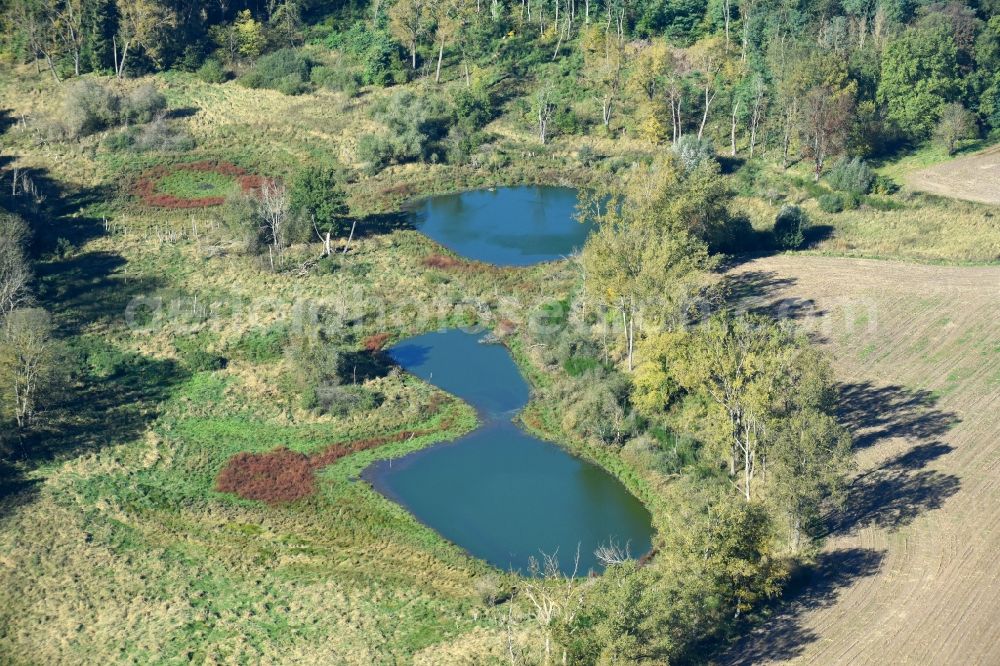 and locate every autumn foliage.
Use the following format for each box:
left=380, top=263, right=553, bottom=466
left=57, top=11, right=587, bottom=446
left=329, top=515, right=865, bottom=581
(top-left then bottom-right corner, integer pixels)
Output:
left=134, top=161, right=271, bottom=209
left=216, top=416, right=453, bottom=505
left=362, top=333, right=392, bottom=351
